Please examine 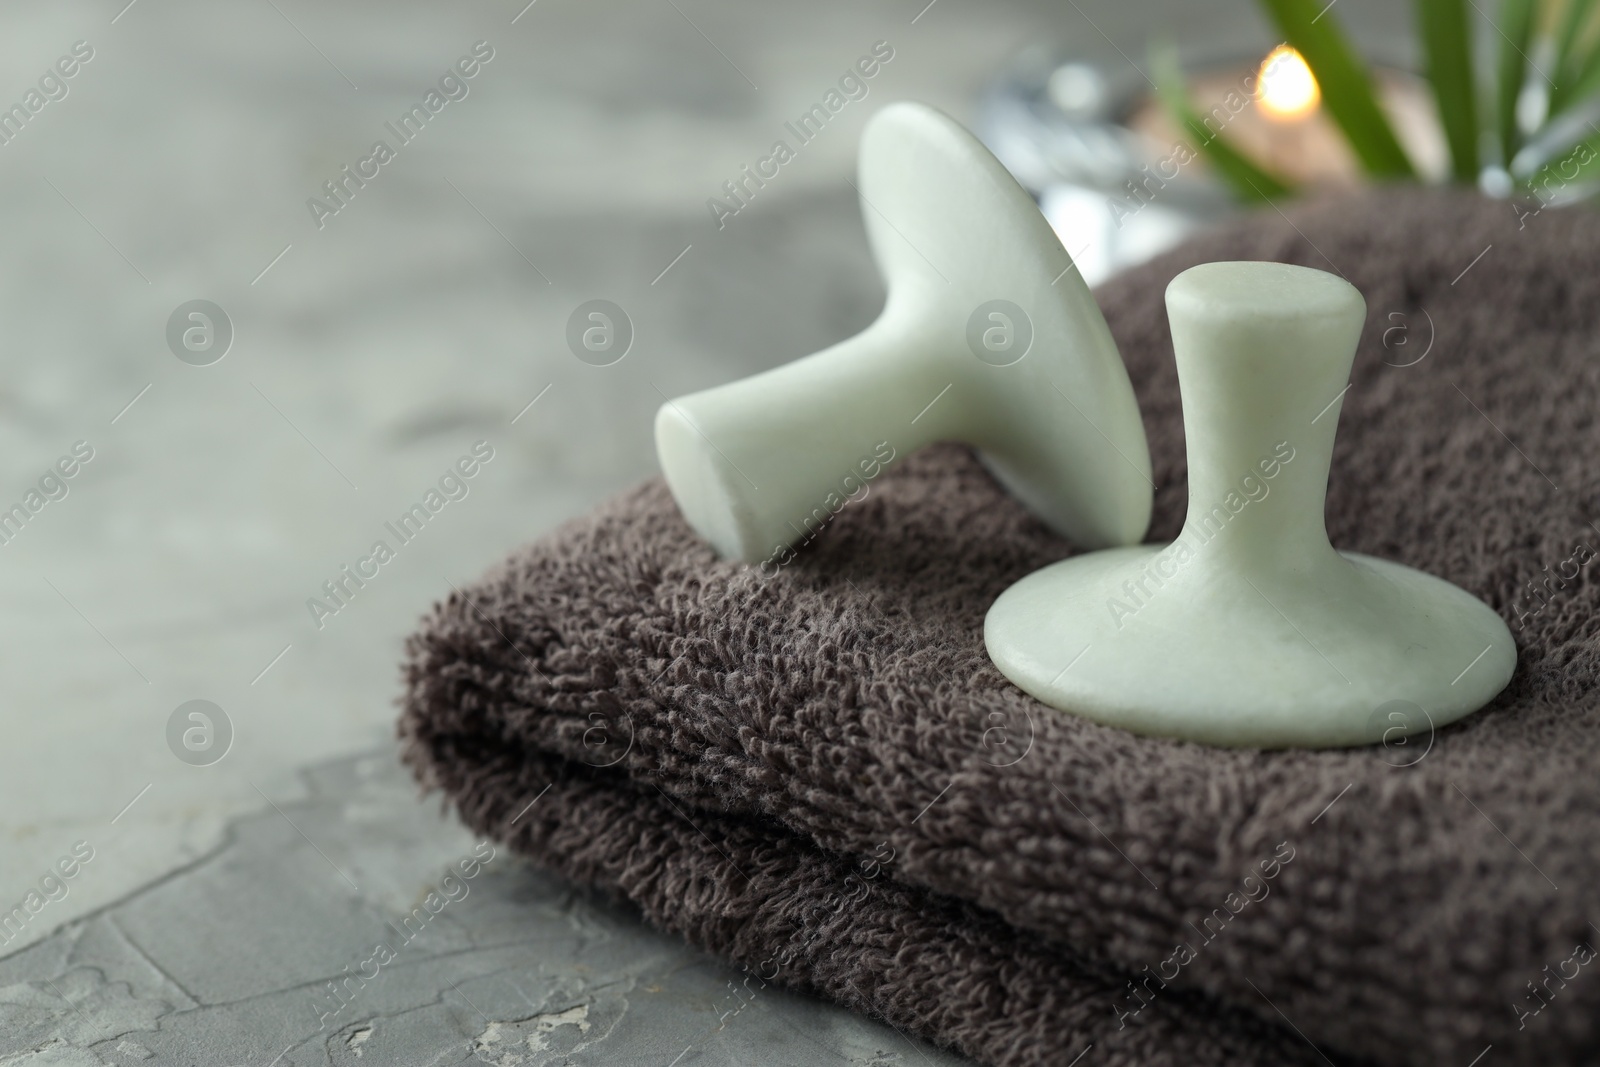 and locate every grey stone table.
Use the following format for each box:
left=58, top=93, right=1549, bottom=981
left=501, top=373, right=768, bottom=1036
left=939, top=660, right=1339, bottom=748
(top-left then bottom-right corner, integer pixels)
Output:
left=1, top=752, right=971, bottom=1066
left=0, top=0, right=1407, bottom=1062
